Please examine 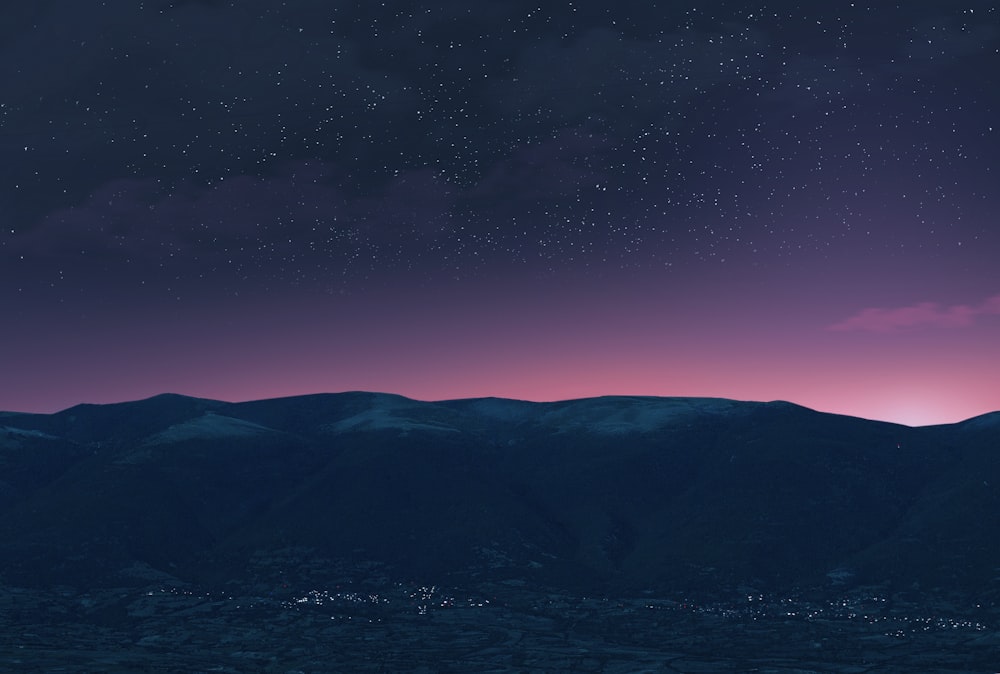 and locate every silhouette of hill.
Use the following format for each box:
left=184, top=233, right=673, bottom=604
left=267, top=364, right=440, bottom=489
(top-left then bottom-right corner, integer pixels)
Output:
left=1, top=393, right=998, bottom=599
